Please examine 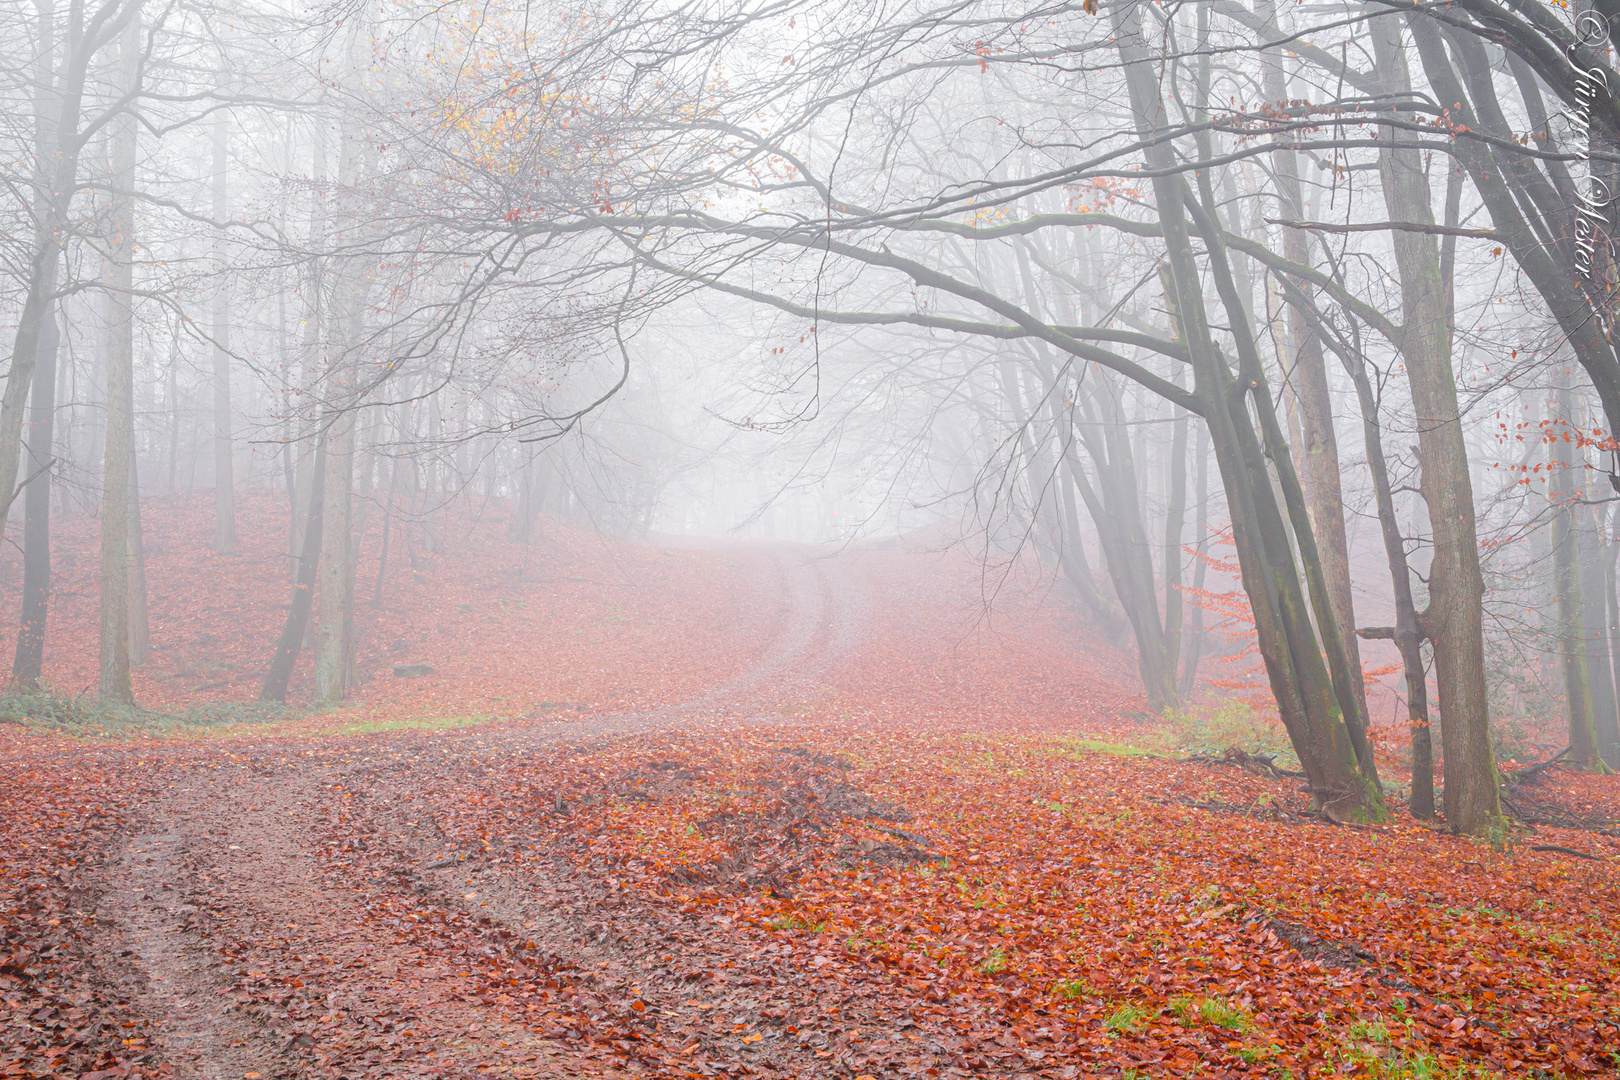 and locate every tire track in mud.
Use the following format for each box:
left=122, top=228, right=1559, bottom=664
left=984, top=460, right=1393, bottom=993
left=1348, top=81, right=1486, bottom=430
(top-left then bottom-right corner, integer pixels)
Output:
left=110, top=806, right=295, bottom=1080
left=88, top=543, right=870, bottom=1078
left=340, top=791, right=909, bottom=1079
left=103, top=763, right=620, bottom=1078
